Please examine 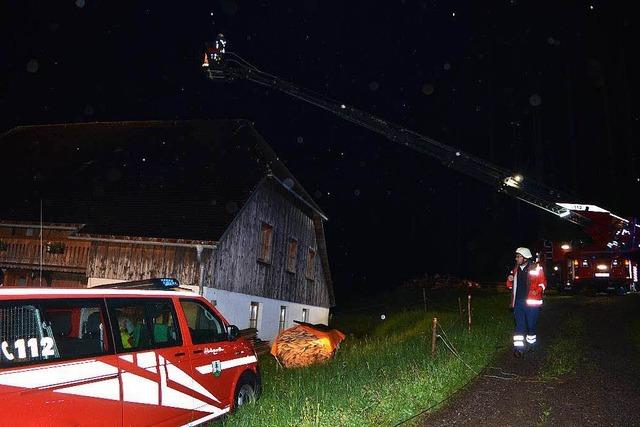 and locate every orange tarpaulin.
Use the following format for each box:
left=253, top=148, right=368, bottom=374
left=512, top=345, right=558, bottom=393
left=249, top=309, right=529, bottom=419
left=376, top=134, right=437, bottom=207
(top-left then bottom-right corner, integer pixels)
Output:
left=271, top=322, right=346, bottom=368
